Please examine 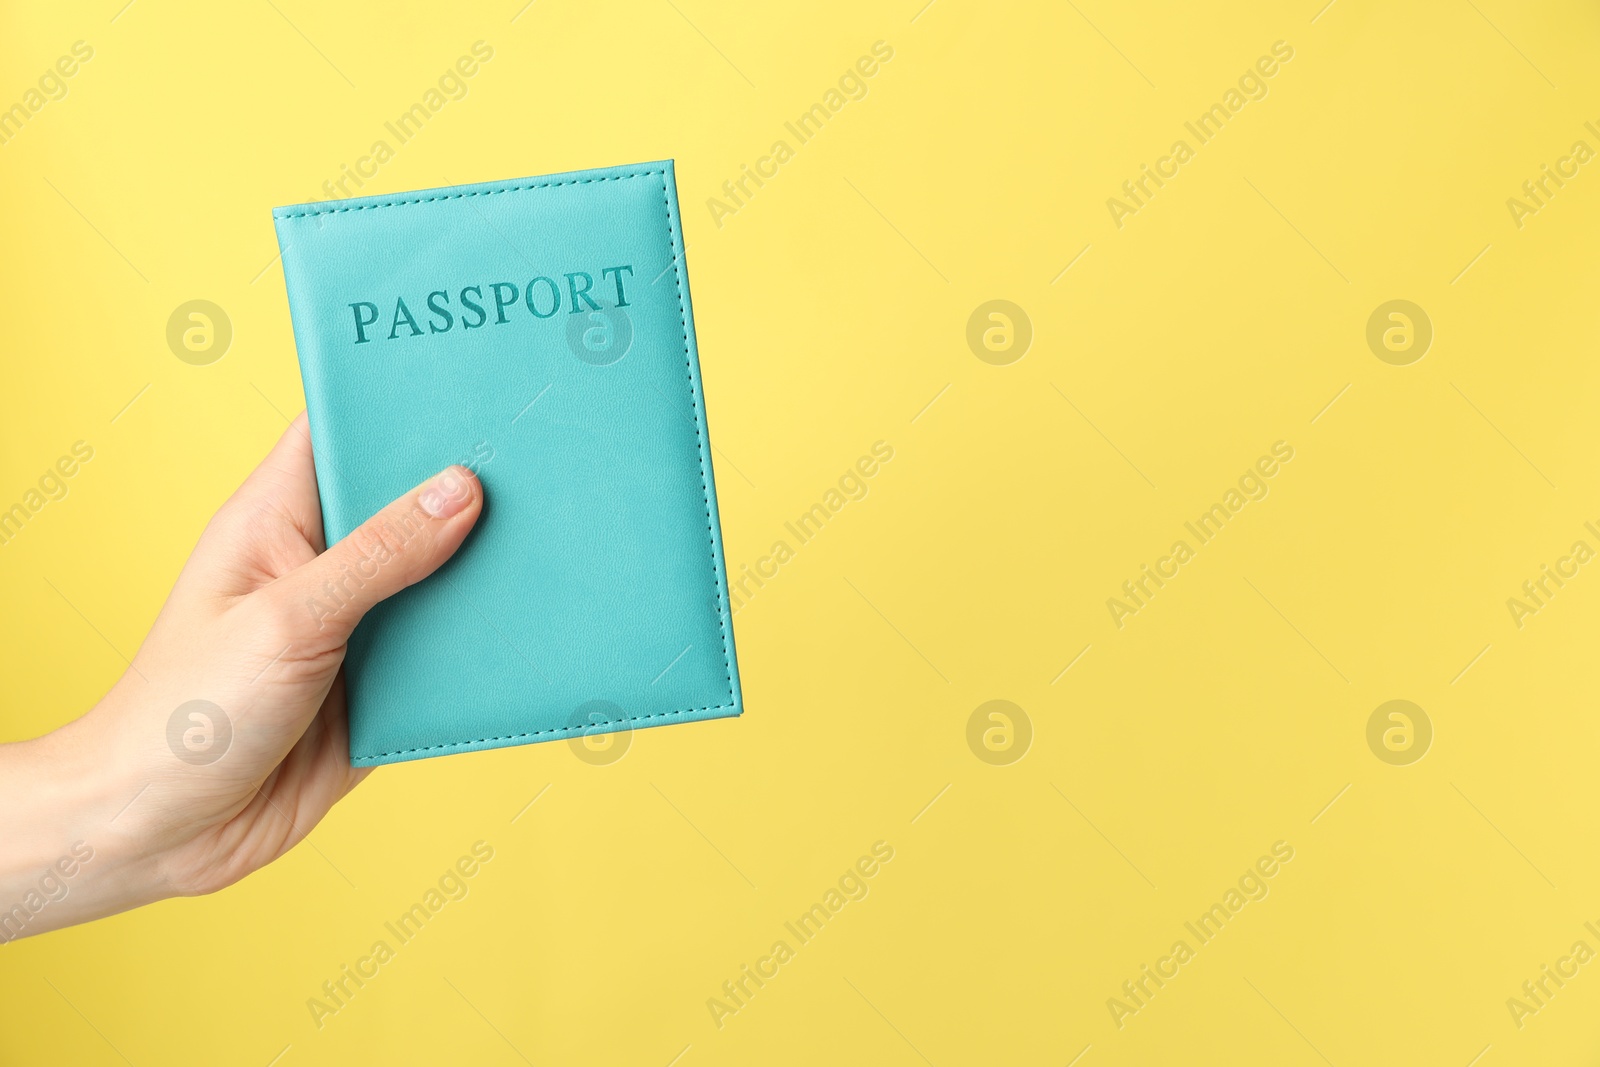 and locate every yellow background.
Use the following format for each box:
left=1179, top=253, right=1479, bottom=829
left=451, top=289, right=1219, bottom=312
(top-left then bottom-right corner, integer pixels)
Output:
left=3, top=0, right=1600, bottom=1063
